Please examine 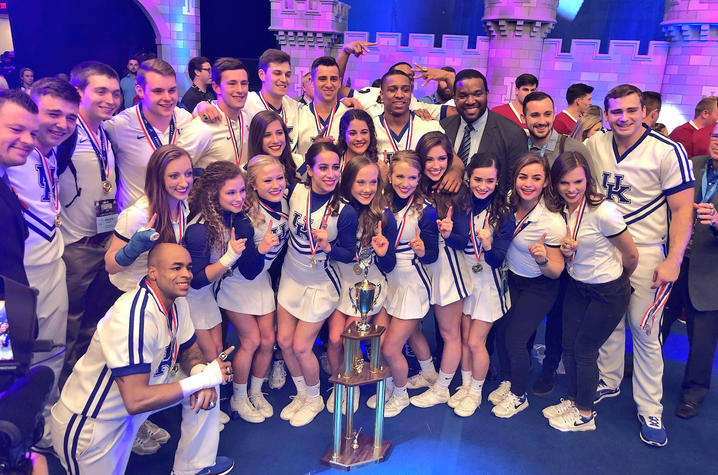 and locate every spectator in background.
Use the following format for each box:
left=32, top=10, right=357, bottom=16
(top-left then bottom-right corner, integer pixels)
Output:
left=296, top=71, right=313, bottom=105
left=181, top=56, right=216, bottom=112
left=669, top=96, right=718, bottom=157
left=643, top=91, right=662, bottom=128
left=554, top=83, right=594, bottom=135
left=418, top=66, right=456, bottom=105
left=120, top=57, right=139, bottom=109
left=491, top=73, right=538, bottom=130
left=0, top=51, right=17, bottom=88
left=654, top=123, right=668, bottom=136
left=570, top=105, right=604, bottom=143
left=19, top=67, right=34, bottom=93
